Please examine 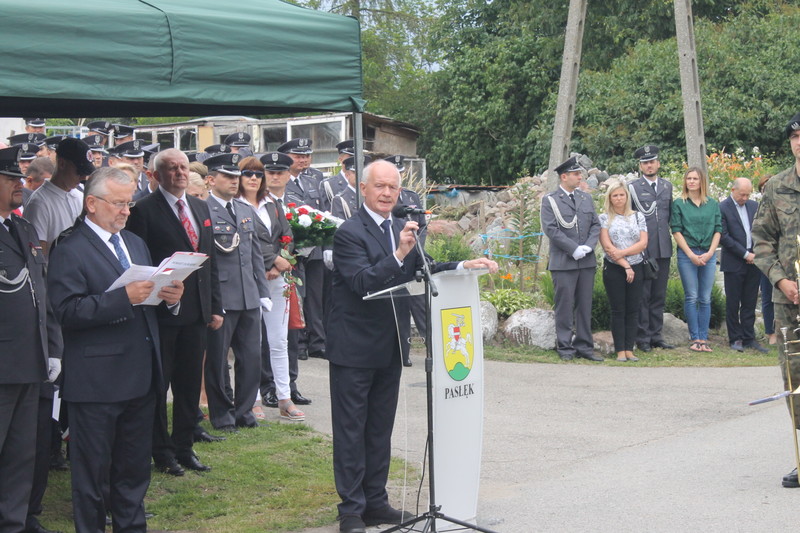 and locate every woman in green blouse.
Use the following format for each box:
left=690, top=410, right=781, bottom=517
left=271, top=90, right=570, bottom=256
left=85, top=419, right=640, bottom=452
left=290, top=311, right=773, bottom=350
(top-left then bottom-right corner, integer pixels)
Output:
left=670, top=167, right=722, bottom=352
